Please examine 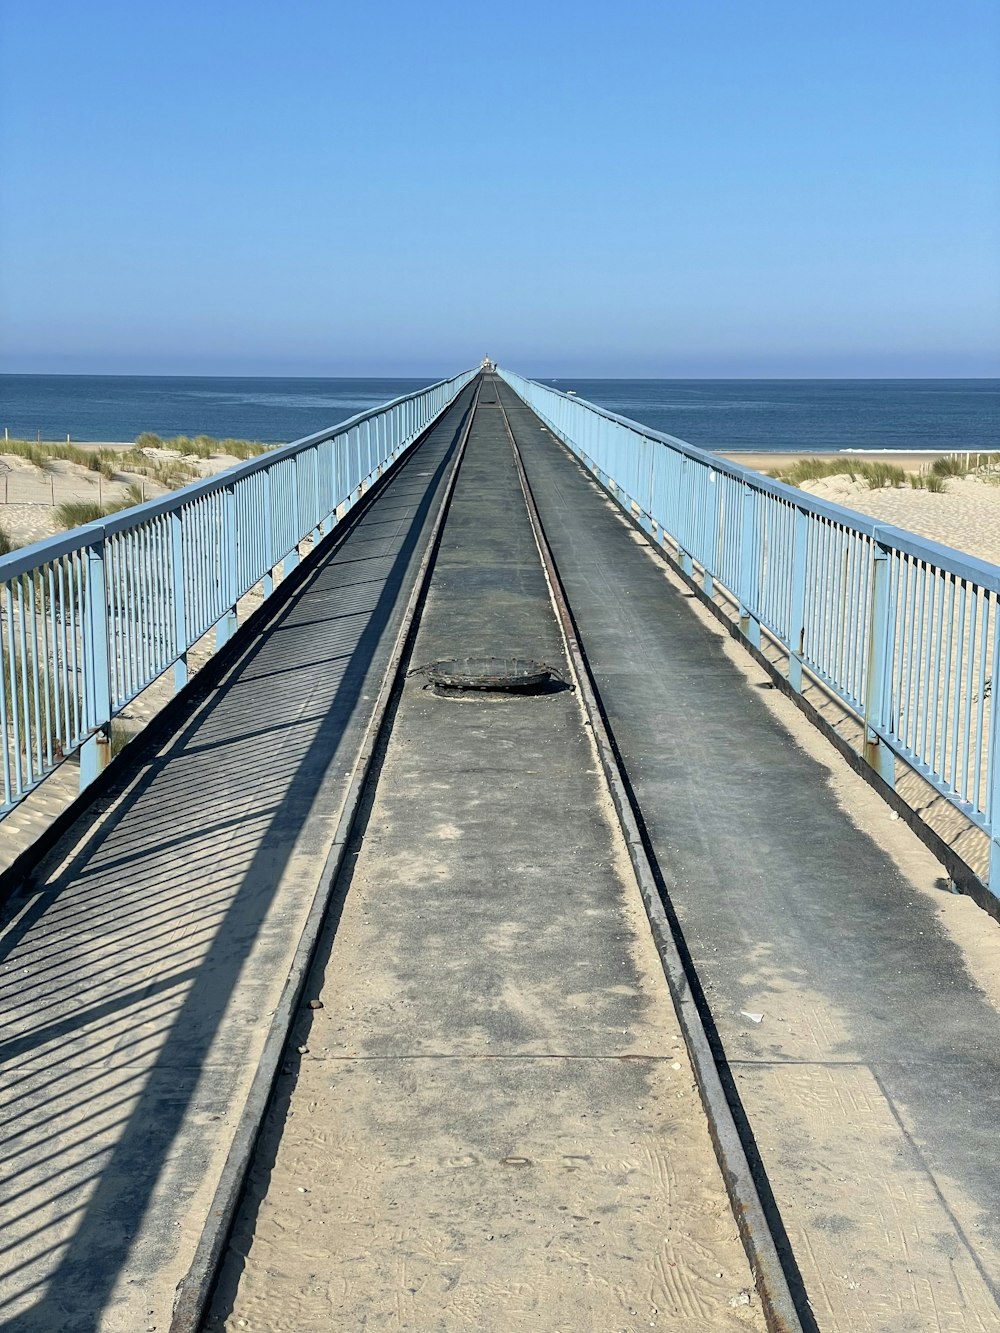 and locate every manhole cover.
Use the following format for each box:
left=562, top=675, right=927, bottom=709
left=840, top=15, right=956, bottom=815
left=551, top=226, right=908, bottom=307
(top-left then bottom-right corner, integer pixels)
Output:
left=416, top=656, right=562, bottom=695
